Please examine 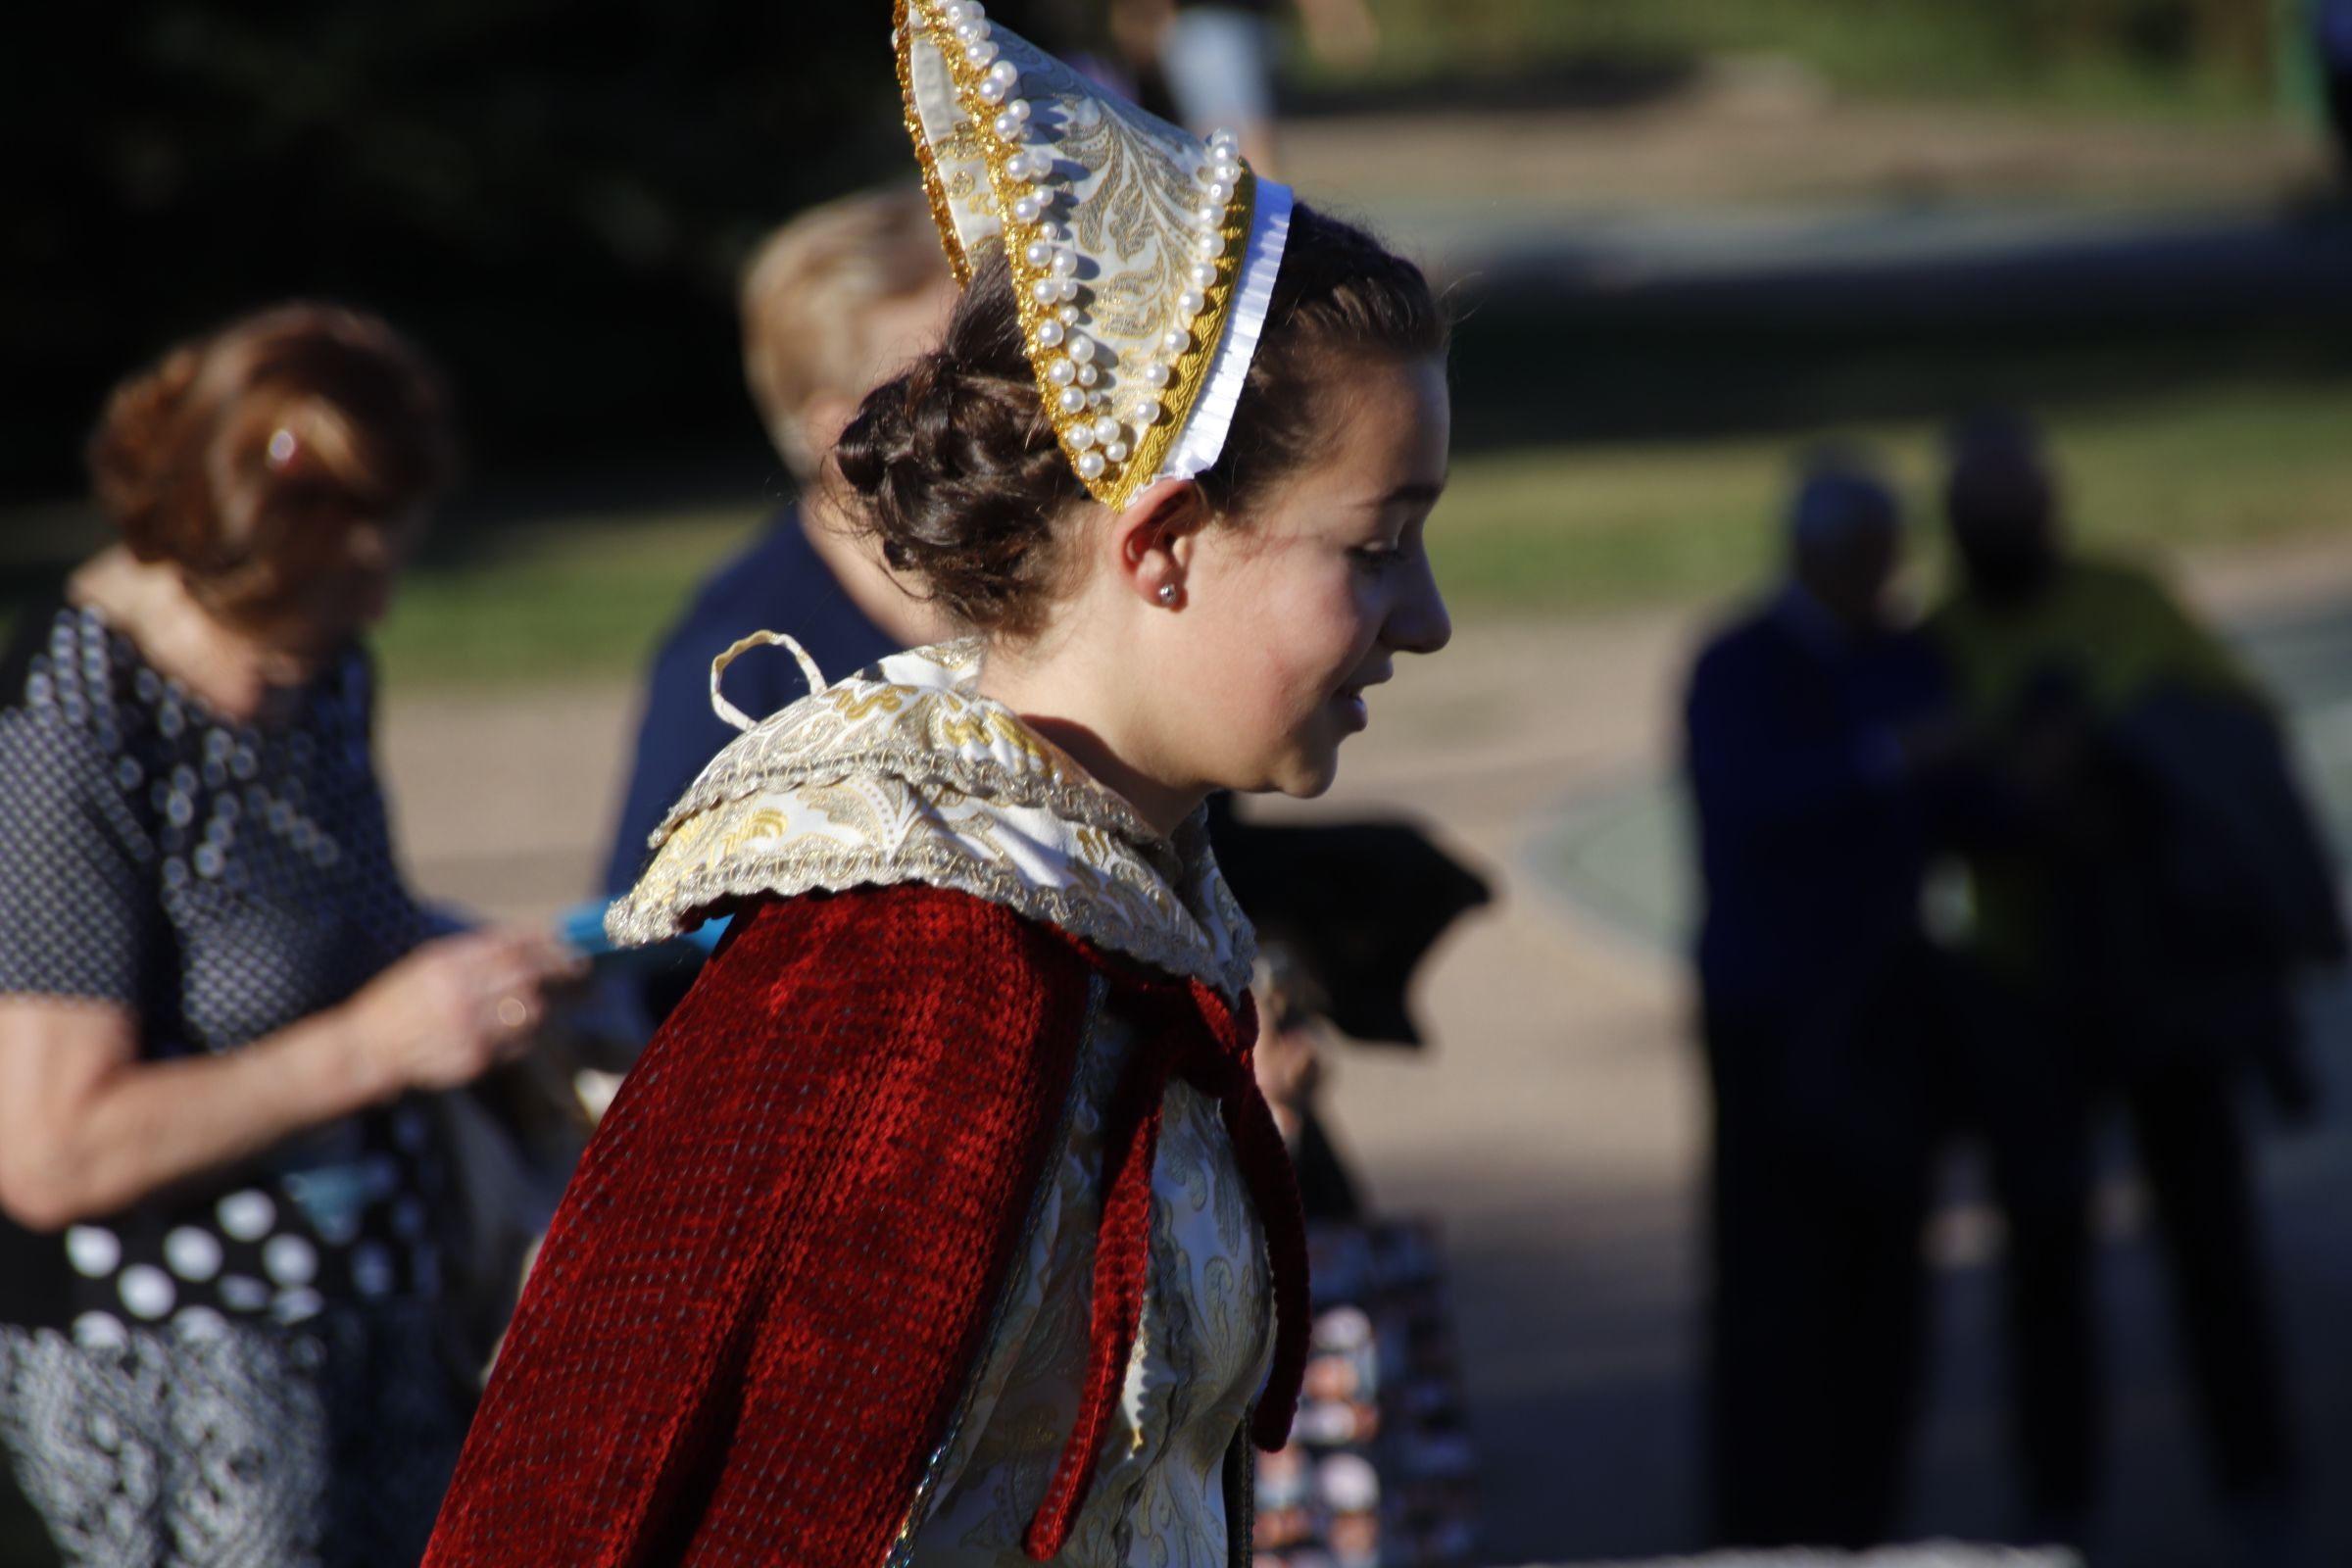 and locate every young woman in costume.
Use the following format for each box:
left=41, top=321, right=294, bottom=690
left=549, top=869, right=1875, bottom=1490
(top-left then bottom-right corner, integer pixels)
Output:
left=423, top=6, right=1451, bottom=1564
